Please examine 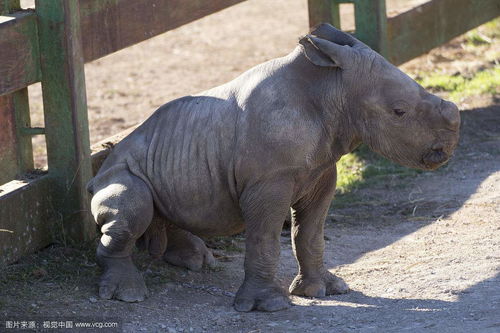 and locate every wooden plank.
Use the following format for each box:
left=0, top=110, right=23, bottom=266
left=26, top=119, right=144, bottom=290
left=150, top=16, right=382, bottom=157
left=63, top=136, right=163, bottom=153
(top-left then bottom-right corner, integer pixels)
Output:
left=35, top=0, right=95, bottom=242
left=0, top=95, right=19, bottom=183
left=0, top=175, right=56, bottom=265
left=308, top=0, right=341, bottom=29
left=80, top=0, right=247, bottom=62
left=0, top=11, right=40, bottom=96
left=12, top=88, right=34, bottom=174
left=387, top=0, right=500, bottom=65
left=0, top=89, right=33, bottom=185
left=354, top=0, right=388, bottom=57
